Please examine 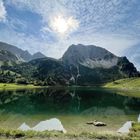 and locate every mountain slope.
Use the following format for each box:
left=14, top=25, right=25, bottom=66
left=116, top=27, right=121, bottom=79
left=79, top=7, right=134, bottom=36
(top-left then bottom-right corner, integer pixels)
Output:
left=8, top=58, right=71, bottom=85
left=0, top=50, right=20, bottom=66
left=61, top=44, right=139, bottom=85
left=0, top=42, right=46, bottom=61
left=62, top=44, right=138, bottom=75
left=1, top=44, right=139, bottom=85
